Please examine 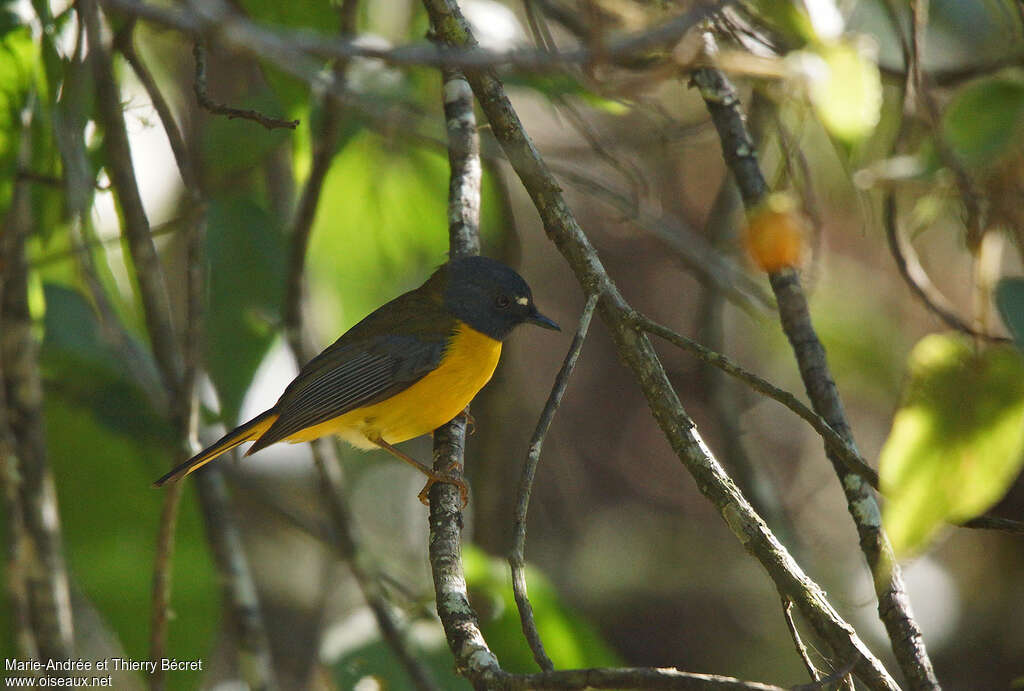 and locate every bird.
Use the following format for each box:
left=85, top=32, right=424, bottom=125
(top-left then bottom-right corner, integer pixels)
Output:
left=153, top=255, right=560, bottom=504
